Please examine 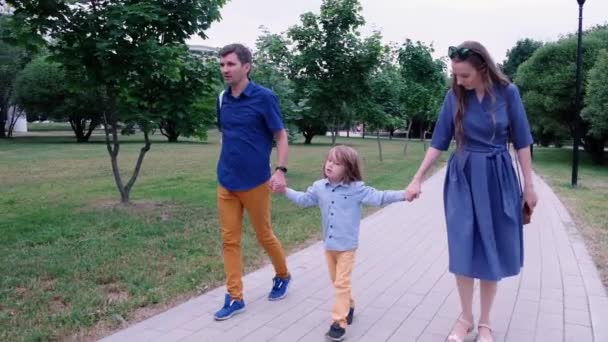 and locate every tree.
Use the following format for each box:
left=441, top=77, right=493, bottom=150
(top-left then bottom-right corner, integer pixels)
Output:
left=582, top=49, right=608, bottom=145
left=363, top=60, right=402, bottom=159
left=251, top=29, right=305, bottom=143
left=288, top=0, right=383, bottom=145
left=14, top=56, right=104, bottom=142
left=157, top=54, right=221, bottom=143
left=0, top=16, right=30, bottom=138
left=516, top=26, right=608, bottom=163
left=502, top=38, right=543, bottom=80
left=397, top=39, right=446, bottom=152
left=7, top=0, right=227, bottom=202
